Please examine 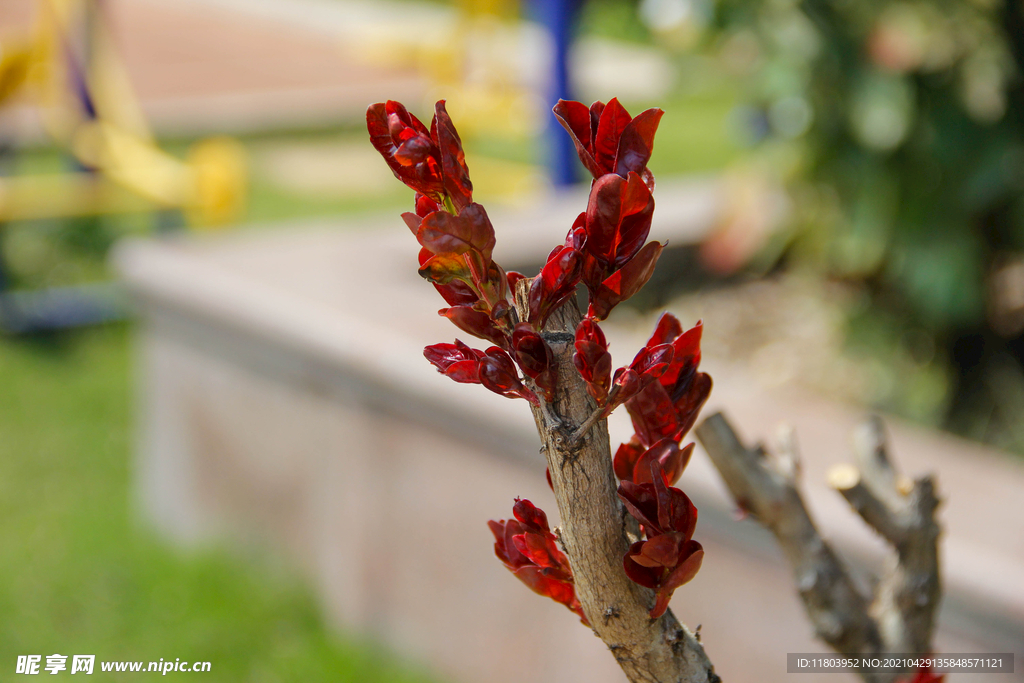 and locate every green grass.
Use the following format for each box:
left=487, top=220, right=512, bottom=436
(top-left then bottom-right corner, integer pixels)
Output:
left=0, top=325, right=439, bottom=682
